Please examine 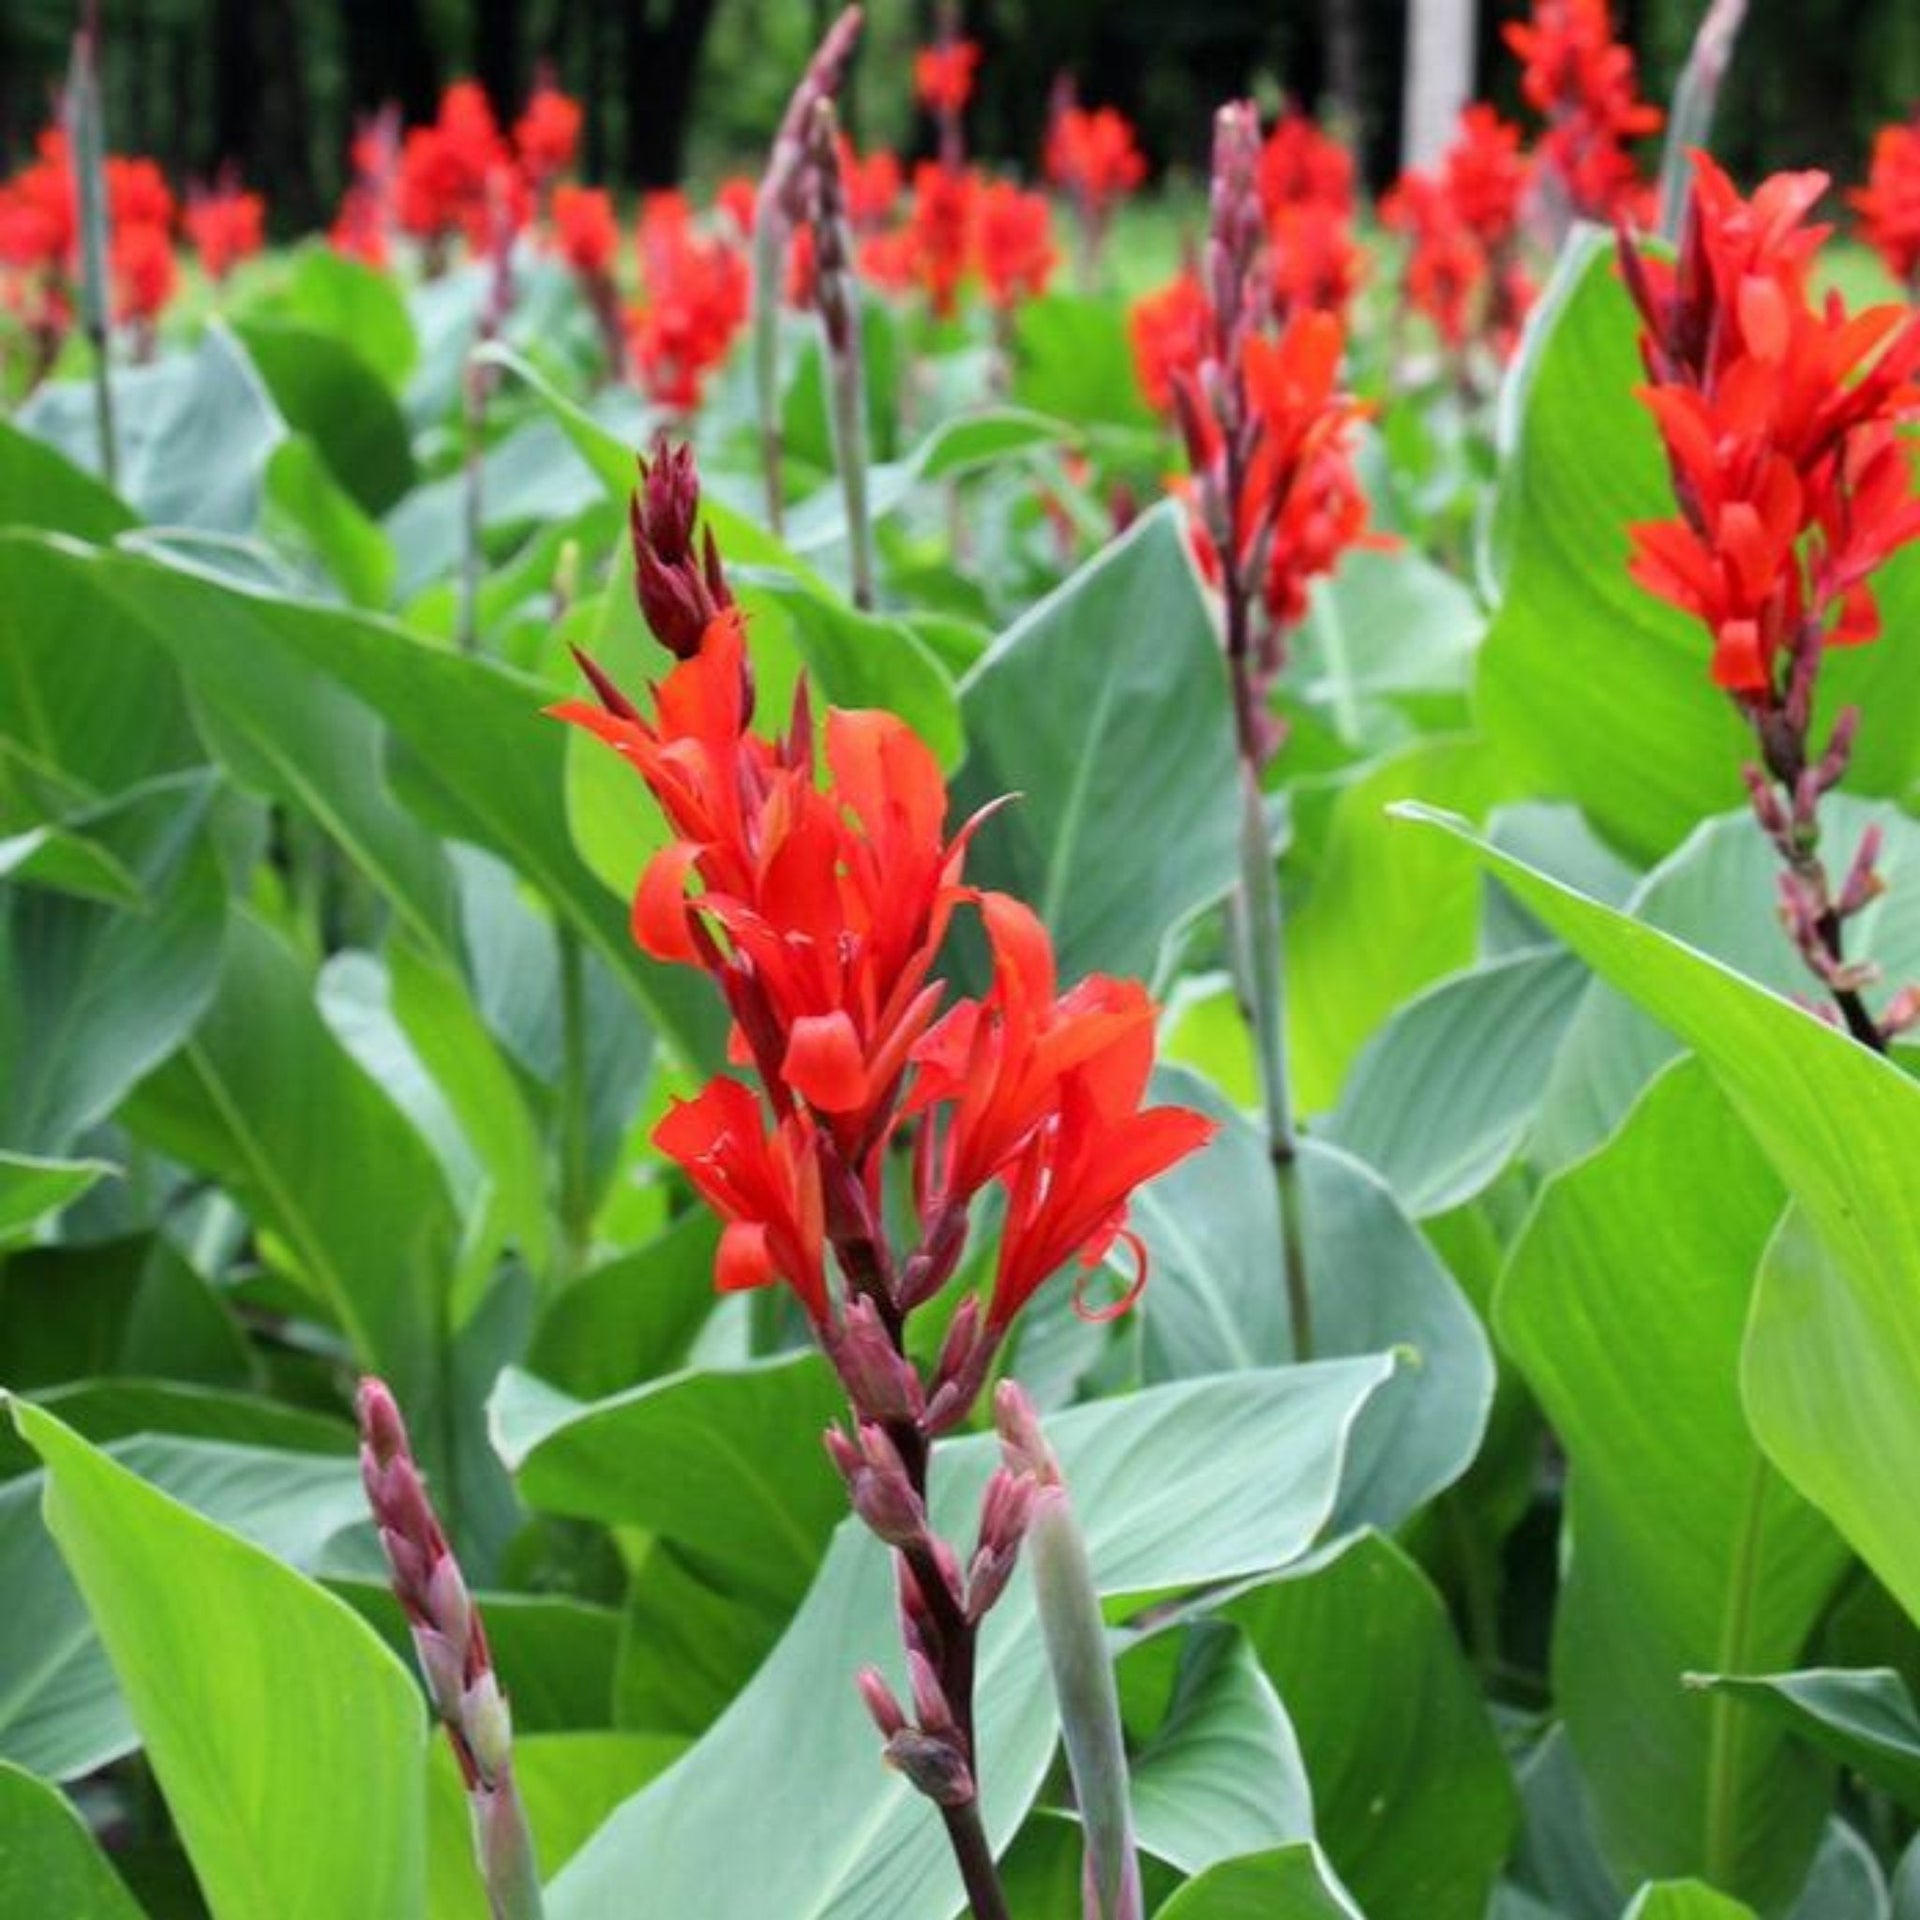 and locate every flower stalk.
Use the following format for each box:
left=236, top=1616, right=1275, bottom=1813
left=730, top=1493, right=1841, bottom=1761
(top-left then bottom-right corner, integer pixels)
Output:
left=65, top=14, right=117, bottom=490
left=996, top=1384, right=1142, bottom=1920
left=752, top=6, right=864, bottom=535
left=357, top=1378, right=545, bottom=1920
